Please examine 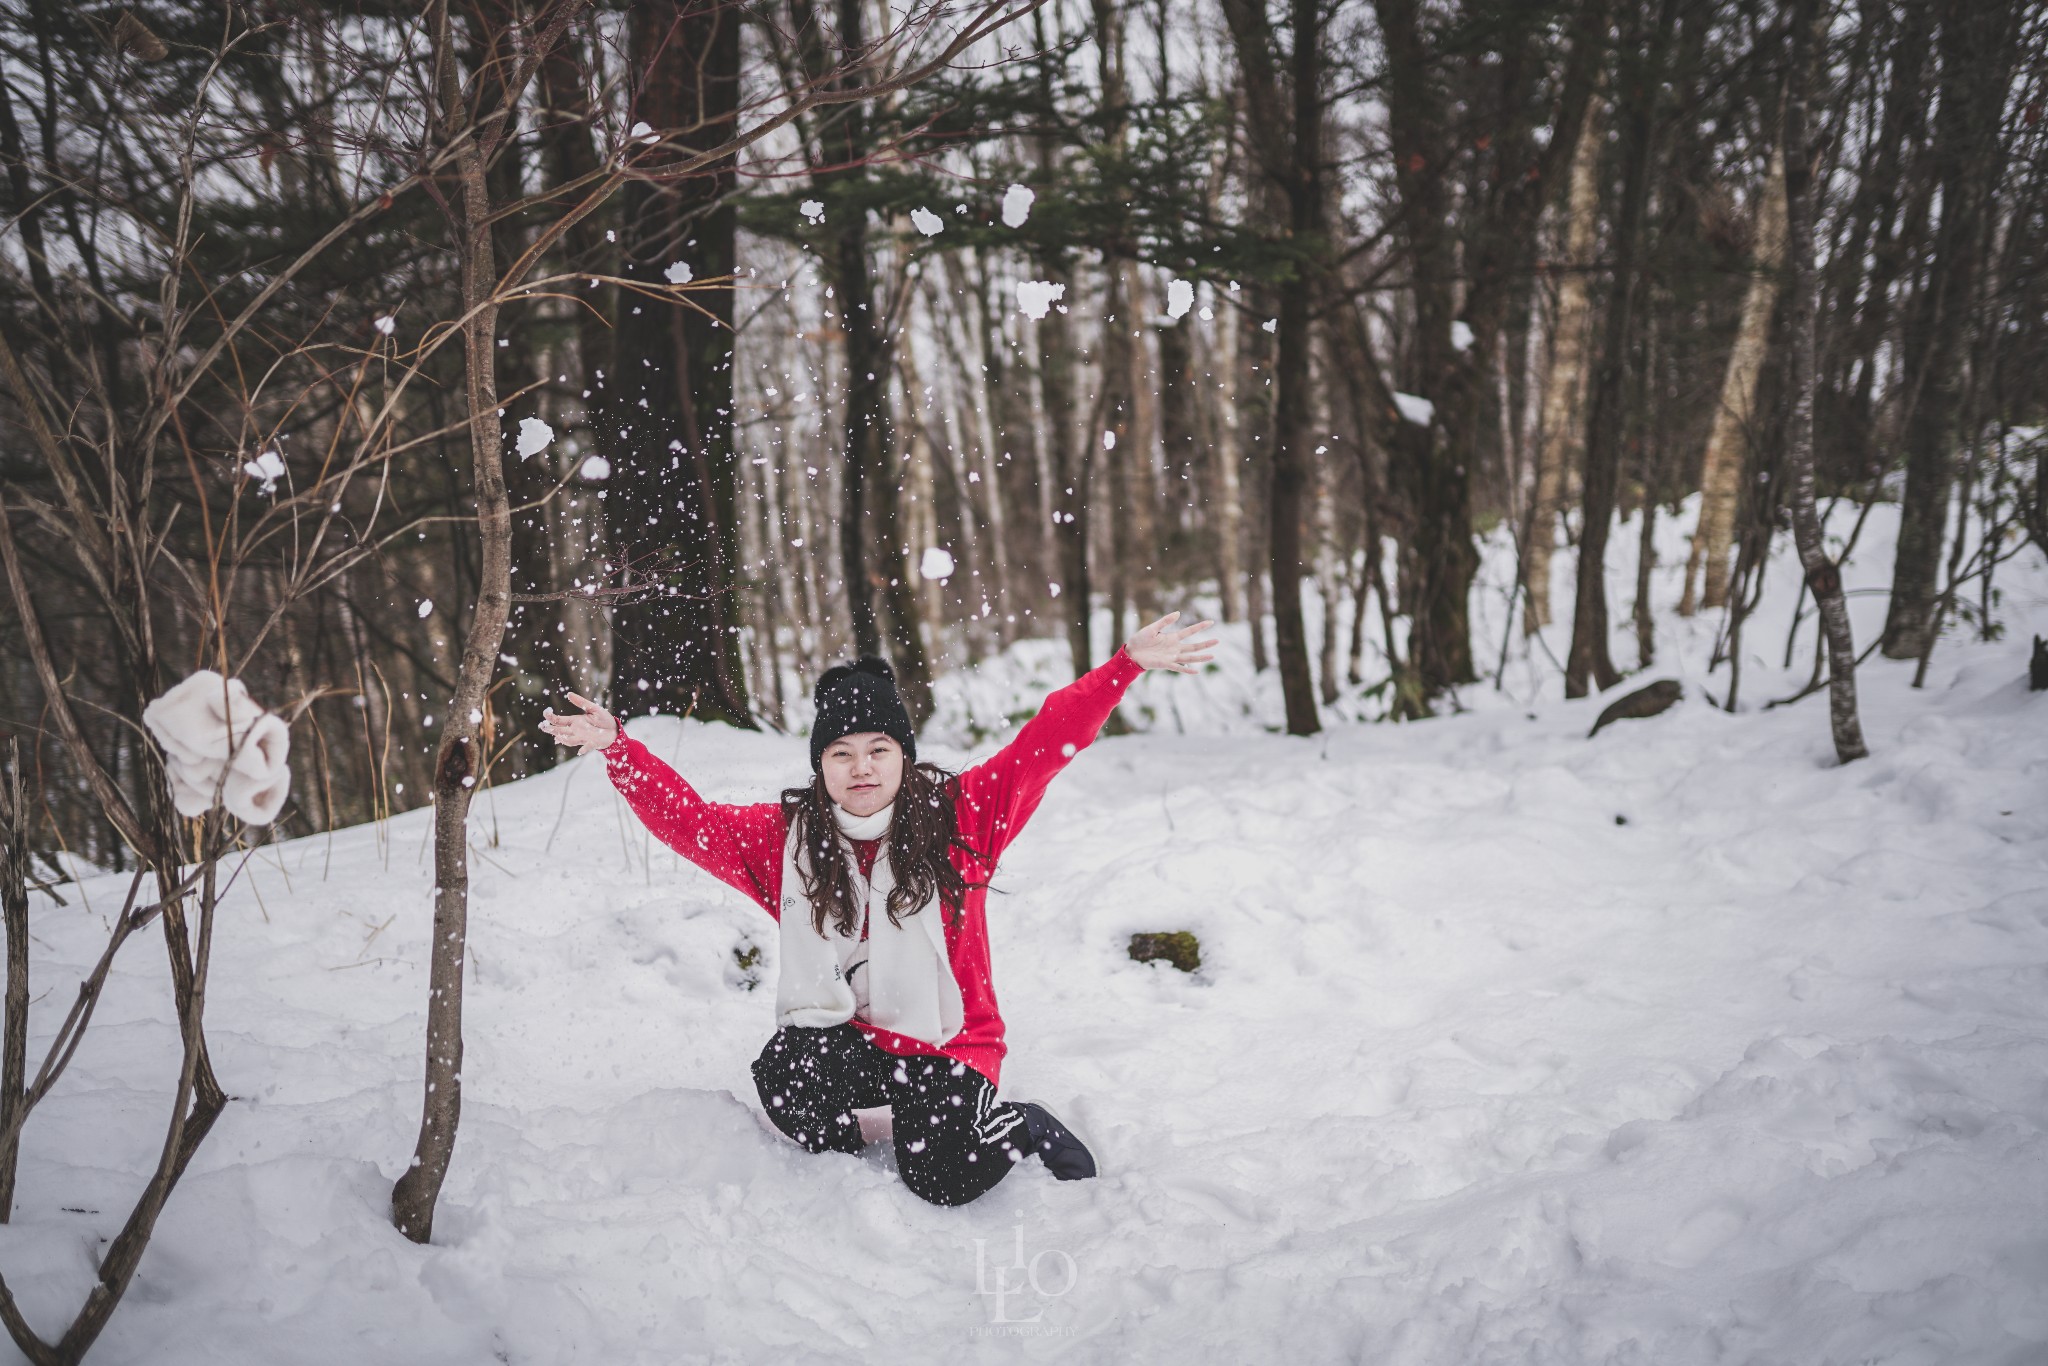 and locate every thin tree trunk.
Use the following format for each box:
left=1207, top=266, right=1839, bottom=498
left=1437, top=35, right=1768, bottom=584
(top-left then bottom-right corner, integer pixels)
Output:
left=1316, top=457, right=1343, bottom=704
left=1100, top=262, right=1136, bottom=646
left=1122, top=262, right=1162, bottom=621
left=0, top=739, right=25, bottom=1222
left=1881, top=0, right=2018, bottom=659
left=1682, top=148, right=1787, bottom=616
left=1264, top=0, right=1324, bottom=733
left=1782, top=0, right=1866, bottom=763
left=896, top=311, right=947, bottom=652
left=1567, top=0, right=1674, bottom=699
left=393, top=1, right=523, bottom=1244
left=1526, top=87, right=1605, bottom=632
left=1220, top=0, right=1322, bottom=731
left=1634, top=491, right=1658, bottom=668
left=1093, top=0, right=1145, bottom=648
left=609, top=0, right=753, bottom=725
left=1039, top=266, right=1090, bottom=675
left=1212, top=302, right=1247, bottom=623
